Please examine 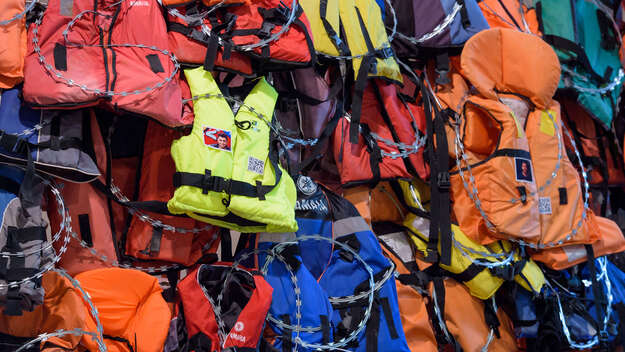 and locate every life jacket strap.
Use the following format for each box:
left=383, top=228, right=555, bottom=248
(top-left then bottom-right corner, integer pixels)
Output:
left=173, top=170, right=275, bottom=200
